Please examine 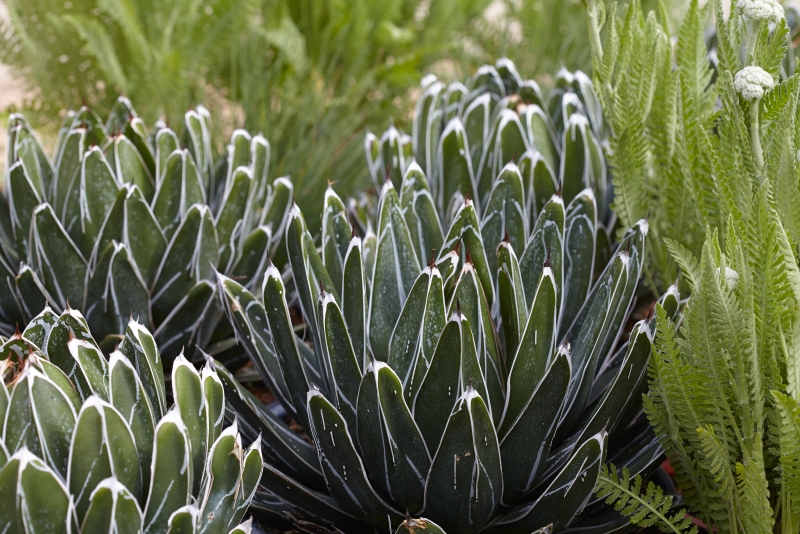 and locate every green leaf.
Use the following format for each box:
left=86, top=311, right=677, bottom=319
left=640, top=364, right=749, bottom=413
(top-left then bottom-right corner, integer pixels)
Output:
left=67, top=338, right=110, bottom=401
left=262, top=264, right=311, bottom=429
left=108, top=135, right=155, bottom=201
left=561, top=189, right=597, bottom=337
left=357, top=361, right=430, bottom=513
left=481, top=163, right=527, bottom=275
left=45, top=309, right=98, bottom=401
left=82, top=478, right=144, bottom=534
left=21, top=303, right=58, bottom=349
left=153, top=281, right=216, bottom=359
left=28, top=368, right=78, bottom=479
left=424, top=387, right=502, bottom=533
left=143, top=410, right=192, bottom=534
left=400, top=163, right=444, bottom=266
left=440, top=198, right=494, bottom=305
left=321, top=186, right=352, bottom=293
left=196, top=423, right=246, bottom=532
left=69, top=397, right=142, bottom=520
left=519, top=151, right=558, bottom=225
left=30, top=204, right=88, bottom=309
left=497, top=240, right=528, bottom=361
left=436, top=118, right=477, bottom=213
left=307, top=389, right=402, bottom=527
left=166, top=505, right=199, bottom=534
left=7, top=161, right=41, bottom=256
left=500, top=350, right=570, bottom=503
left=413, top=80, right=445, bottom=180
left=342, top=236, right=367, bottom=370
left=155, top=129, right=179, bottom=183
left=477, top=109, right=529, bottom=207
left=387, top=265, right=447, bottom=400
left=523, top=105, right=559, bottom=173
left=118, top=320, right=167, bottom=420
left=77, top=146, right=120, bottom=255
left=320, top=293, right=362, bottom=432
left=183, top=109, right=213, bottom=193
left=4, top=450, right=73, bottom=534
left=109, top=352, right=156, bottom=495
left=519, top=196, right=564, bottom=311
left=215, top=166, right=254, bottom=272
left=395, top=517, right=447, bottom=534
left=380, top=125, right=410, bottom=194
left=462, top=93, right=491, bottom=172
left=52, top=128, right=86, bottom=217
left=369, top=182, right=421, bottom=359
left=485, top=432, right=606, bottom=533
left=172, top=355, right=208, bottom=497
left=151, top=205, right=218, bottom=324
left=151, top=150, right=206, bottom=240
left=500, top=266, right=558, bottom=435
